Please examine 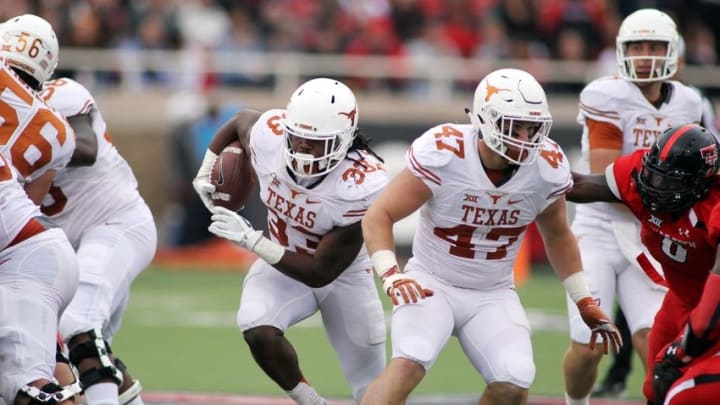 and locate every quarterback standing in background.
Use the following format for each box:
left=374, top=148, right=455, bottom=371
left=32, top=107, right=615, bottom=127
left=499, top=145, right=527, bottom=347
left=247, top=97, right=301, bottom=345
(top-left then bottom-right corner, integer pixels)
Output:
left=568, top=124, right=720, bottom=405
left=0, top=14, right=156, bottom=405
left=193, top=78, right=387, bottom=405
left=359, top=68, right=621, bottom=405
left=562, top=9, right=703, bottom=405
